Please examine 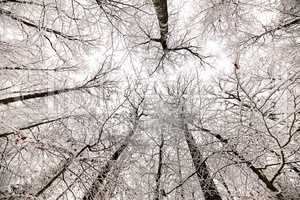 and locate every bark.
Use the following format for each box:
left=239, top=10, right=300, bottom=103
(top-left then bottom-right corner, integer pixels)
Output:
left=0, top=87, right=80, bottom=105
left=153, top=134, right=164, bottom=200
left=0, top=67, right=109, bottom=104
left=35, top=145, right=90, bottom=197
left=180, top=109, right=223, bottom=200
left=151, top=0, right=169, bottom=50
left=82, top=120, right=138, bottom=200
left=82, top=144, right=127, bottom=200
